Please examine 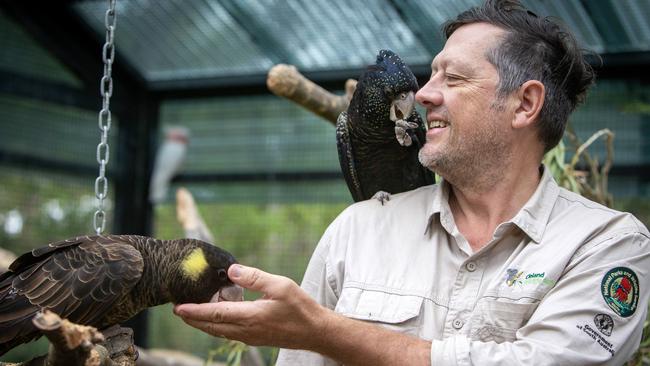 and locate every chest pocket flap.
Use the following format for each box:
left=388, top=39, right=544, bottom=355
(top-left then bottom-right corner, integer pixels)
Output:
left=335, top=285, right=424, bottom=324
